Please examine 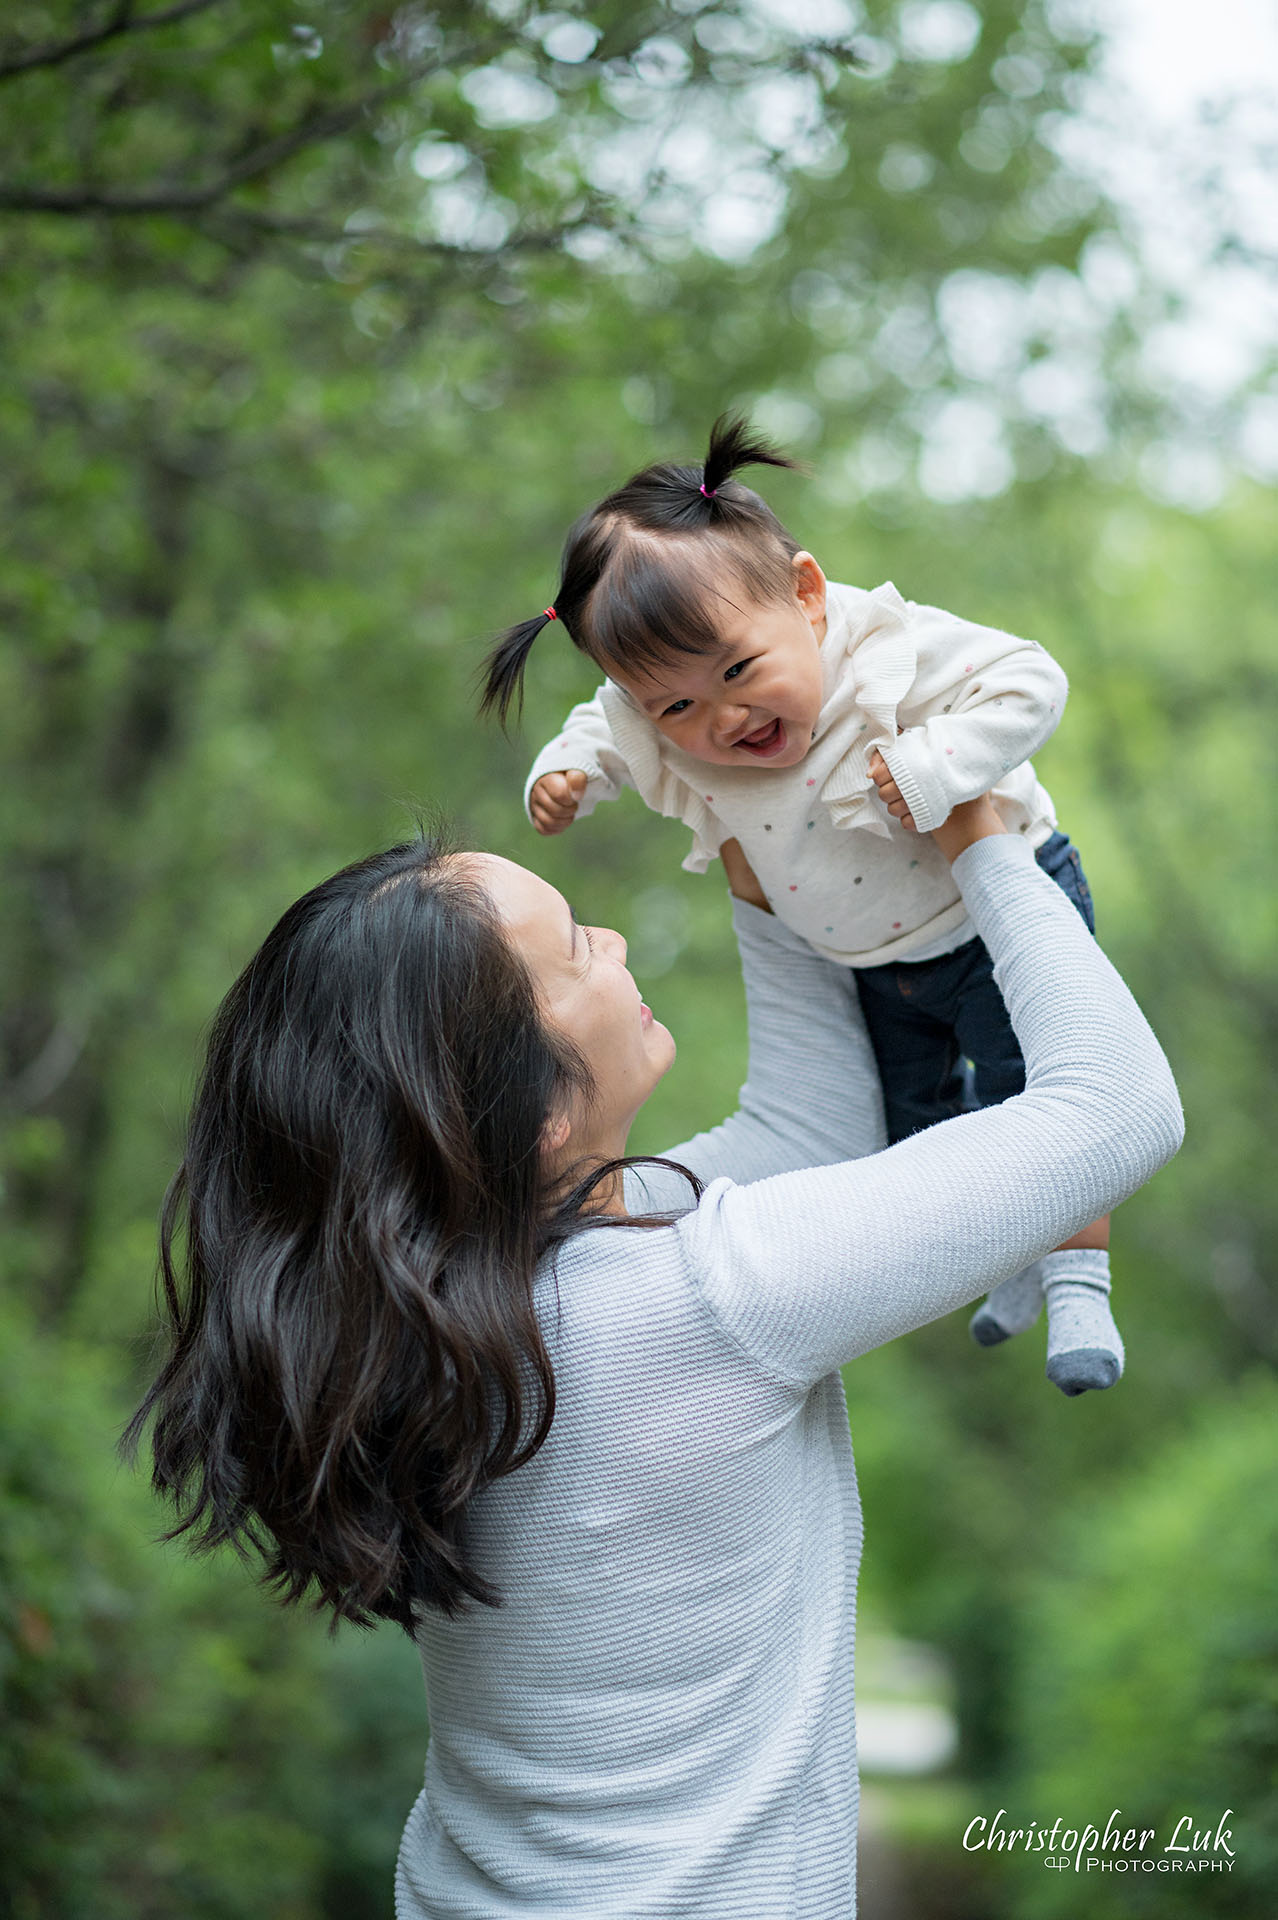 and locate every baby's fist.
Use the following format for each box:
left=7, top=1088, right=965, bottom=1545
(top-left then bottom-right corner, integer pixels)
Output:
left=531, top=769, right=588, bottom=835
left=869, top=747, right=916, bottom=832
